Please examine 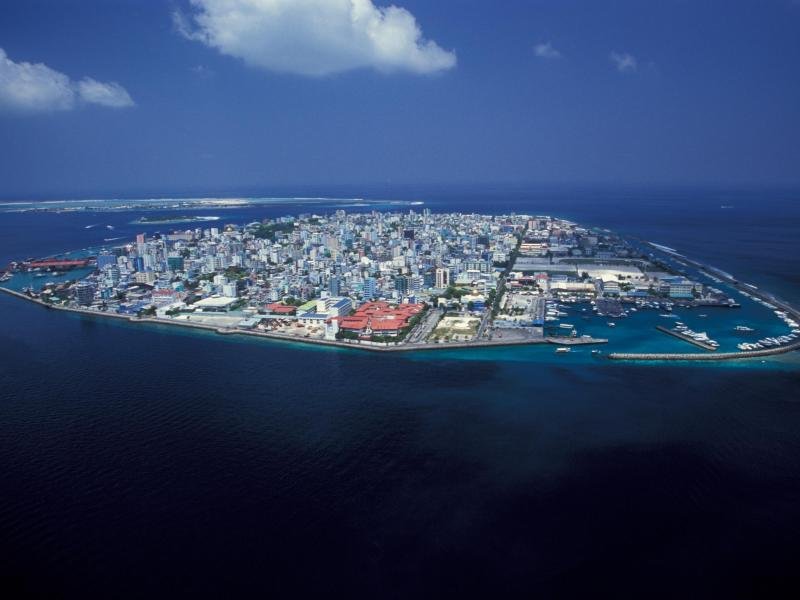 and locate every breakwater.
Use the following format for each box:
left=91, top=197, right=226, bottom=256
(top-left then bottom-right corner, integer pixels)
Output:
left=611, top=246, right=800, bottom=362
left=608, top=340, right=800, bottom=362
